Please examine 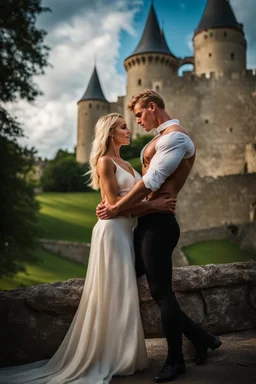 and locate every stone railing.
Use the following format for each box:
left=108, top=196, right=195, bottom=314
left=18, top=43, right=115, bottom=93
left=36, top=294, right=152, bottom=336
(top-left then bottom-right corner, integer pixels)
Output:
left=40, top=239, right=90, bottom=265
left=0, top=262, right=255, bottom=367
